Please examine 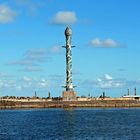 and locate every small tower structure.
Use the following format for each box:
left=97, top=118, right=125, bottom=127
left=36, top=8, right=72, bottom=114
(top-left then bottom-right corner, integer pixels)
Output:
left=48, top=91, right=51, bottom=99
left=128, top=88, right=130, bottom=96
left=134, top=87, right=137, bottom=96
